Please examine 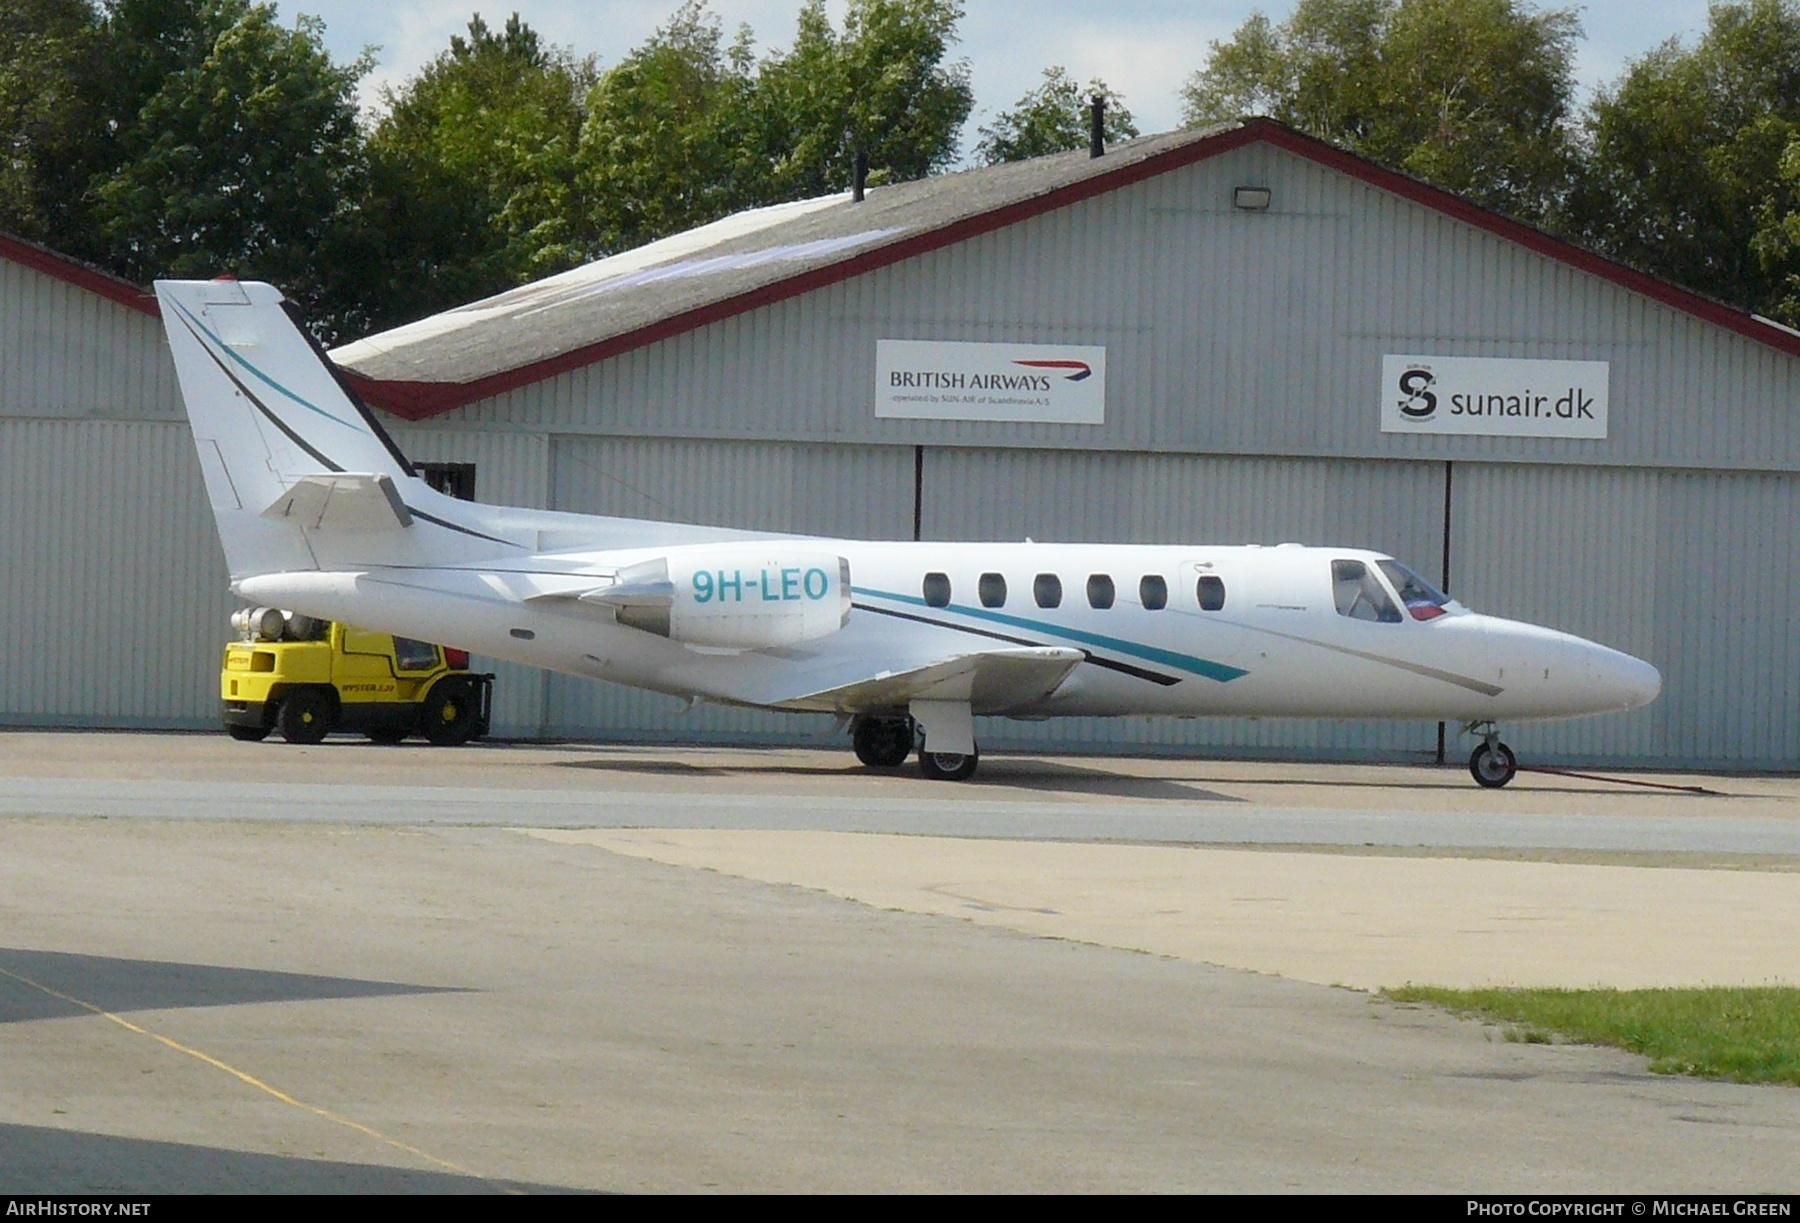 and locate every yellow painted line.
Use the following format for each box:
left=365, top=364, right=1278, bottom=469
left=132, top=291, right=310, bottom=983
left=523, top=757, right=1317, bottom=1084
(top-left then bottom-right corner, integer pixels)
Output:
left=0, top=963, right=516, bottom=1193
